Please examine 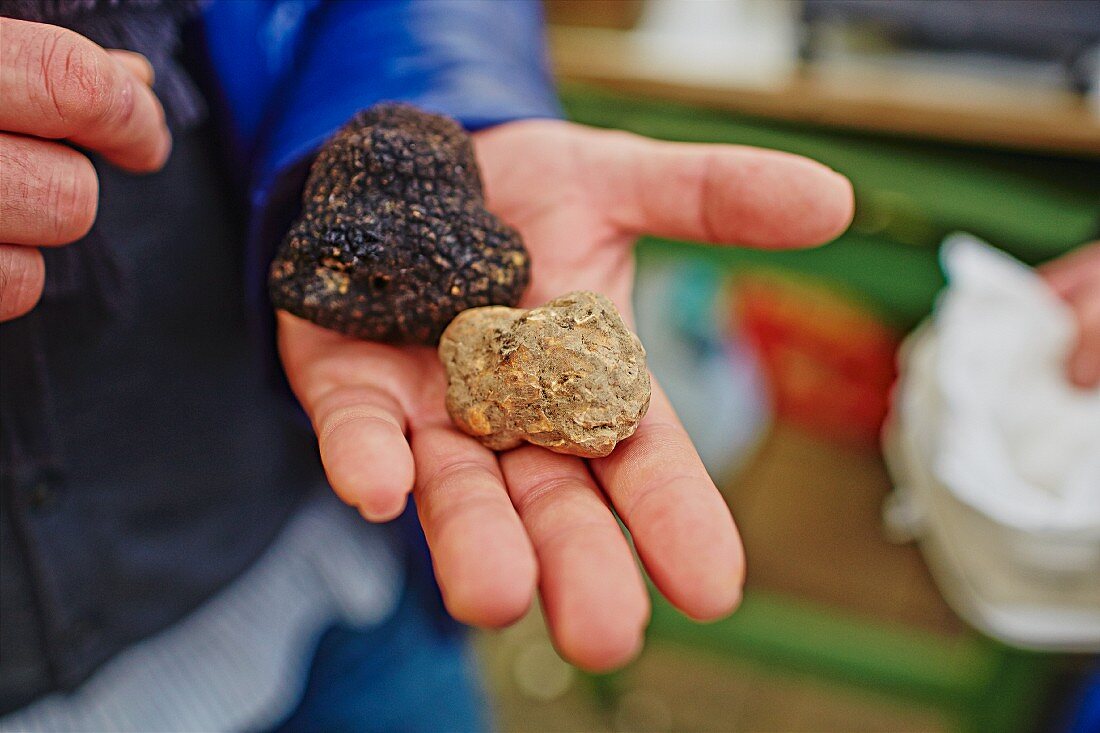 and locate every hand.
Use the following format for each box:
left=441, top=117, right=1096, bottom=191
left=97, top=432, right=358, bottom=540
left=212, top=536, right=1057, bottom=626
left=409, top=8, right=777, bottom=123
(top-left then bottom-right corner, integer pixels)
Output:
left=277, top=119, right=853, bottom=670
left=0, top=18, right=171, bottom=321
left=1041, top=241, right=1100, bottom=388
